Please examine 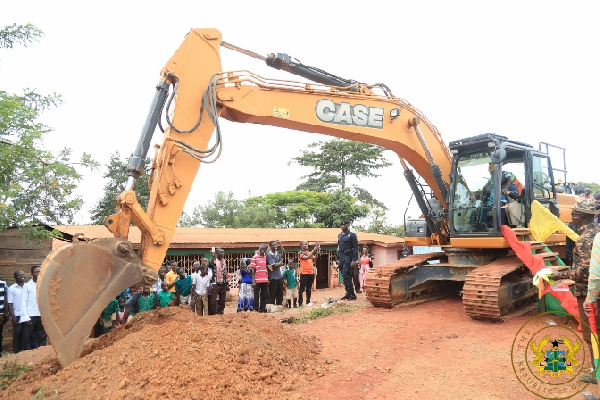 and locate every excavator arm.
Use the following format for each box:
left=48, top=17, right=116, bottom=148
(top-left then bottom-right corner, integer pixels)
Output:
left=39, top=28, right=452, bottom=367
